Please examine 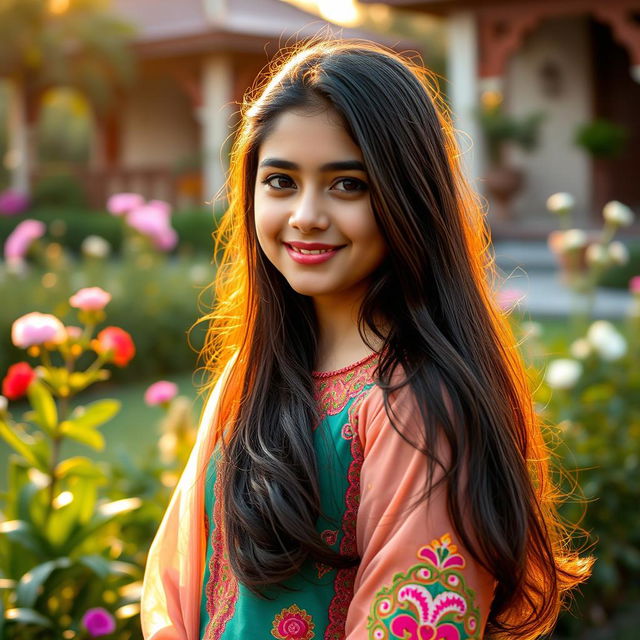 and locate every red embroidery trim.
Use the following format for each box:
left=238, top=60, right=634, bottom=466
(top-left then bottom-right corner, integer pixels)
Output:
left=203, top=464, right=238, bottom=640
left=324, top=391, right=371, bottom=639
